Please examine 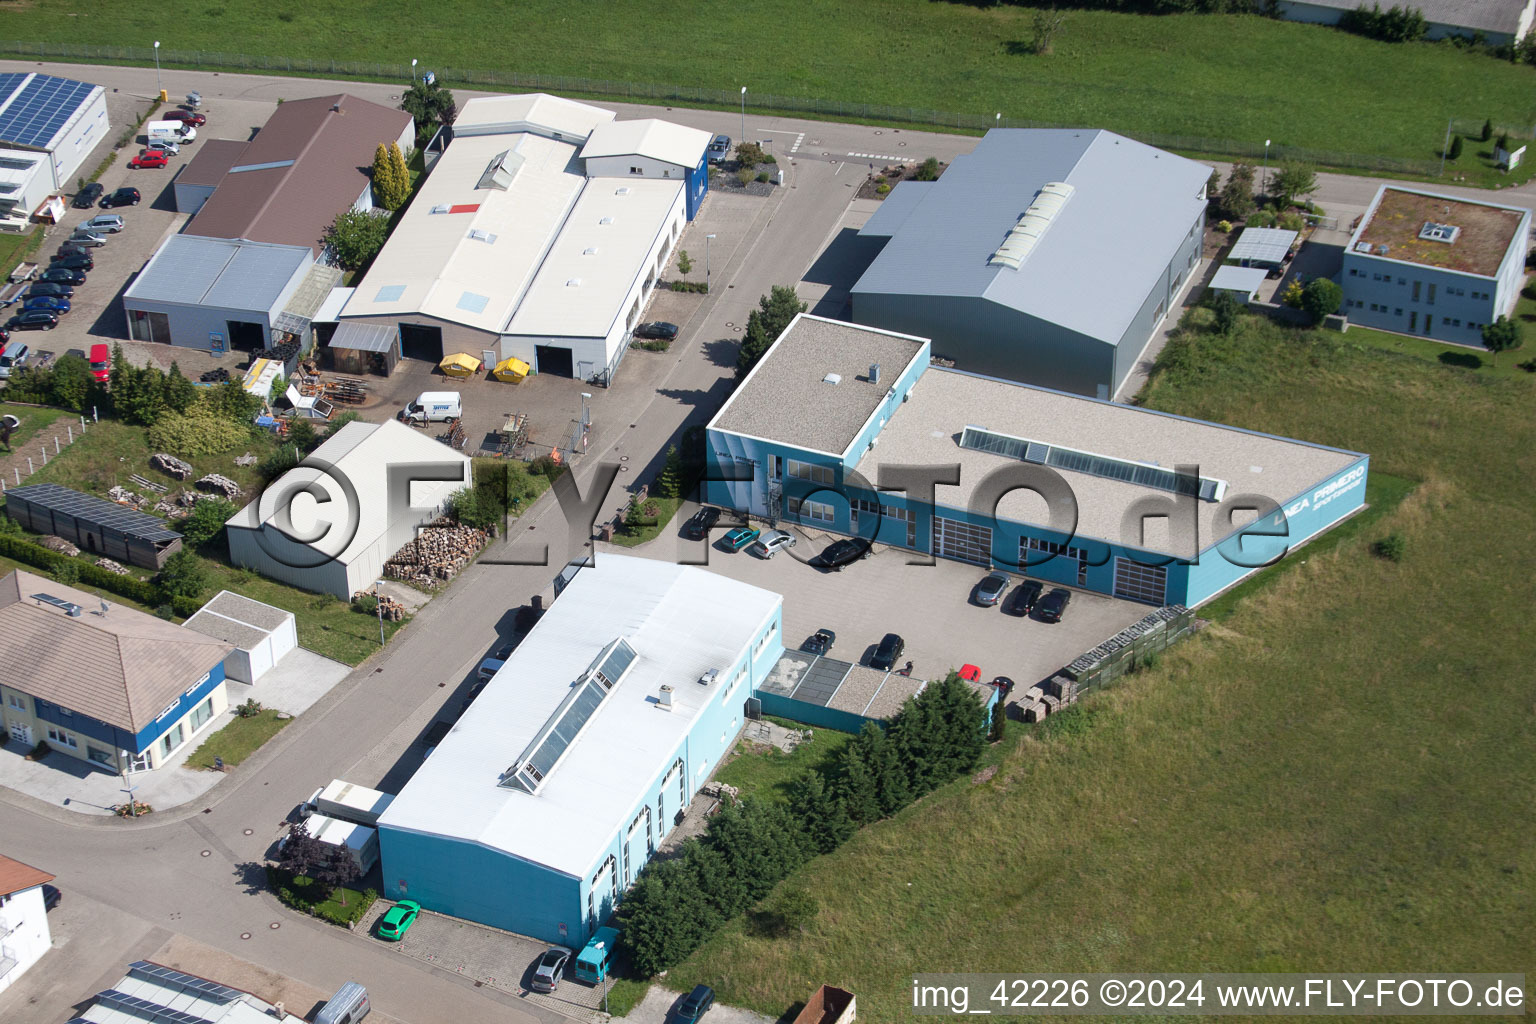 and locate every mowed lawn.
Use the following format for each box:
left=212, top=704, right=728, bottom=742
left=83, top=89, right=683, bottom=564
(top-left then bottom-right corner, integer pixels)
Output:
left=3, top=1, right=1535, bottom=163
left=663, top=315, right=1536, bottom=1018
